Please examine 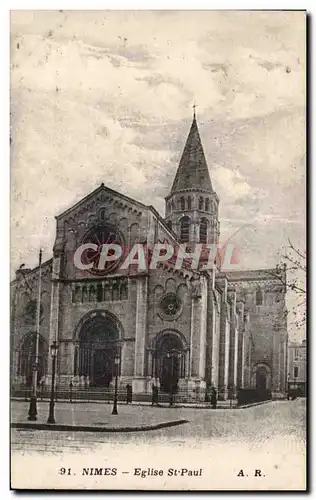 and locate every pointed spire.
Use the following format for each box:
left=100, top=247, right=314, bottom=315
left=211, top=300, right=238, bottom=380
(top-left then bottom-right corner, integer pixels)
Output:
left=170, top=114, right=213, bottom=194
